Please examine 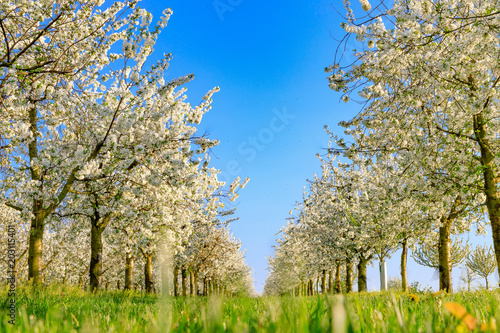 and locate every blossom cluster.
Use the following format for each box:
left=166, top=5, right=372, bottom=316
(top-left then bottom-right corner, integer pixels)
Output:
left=266, top=0, right=497, bottom=295
left=0, top=0, right=253, bottom=295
